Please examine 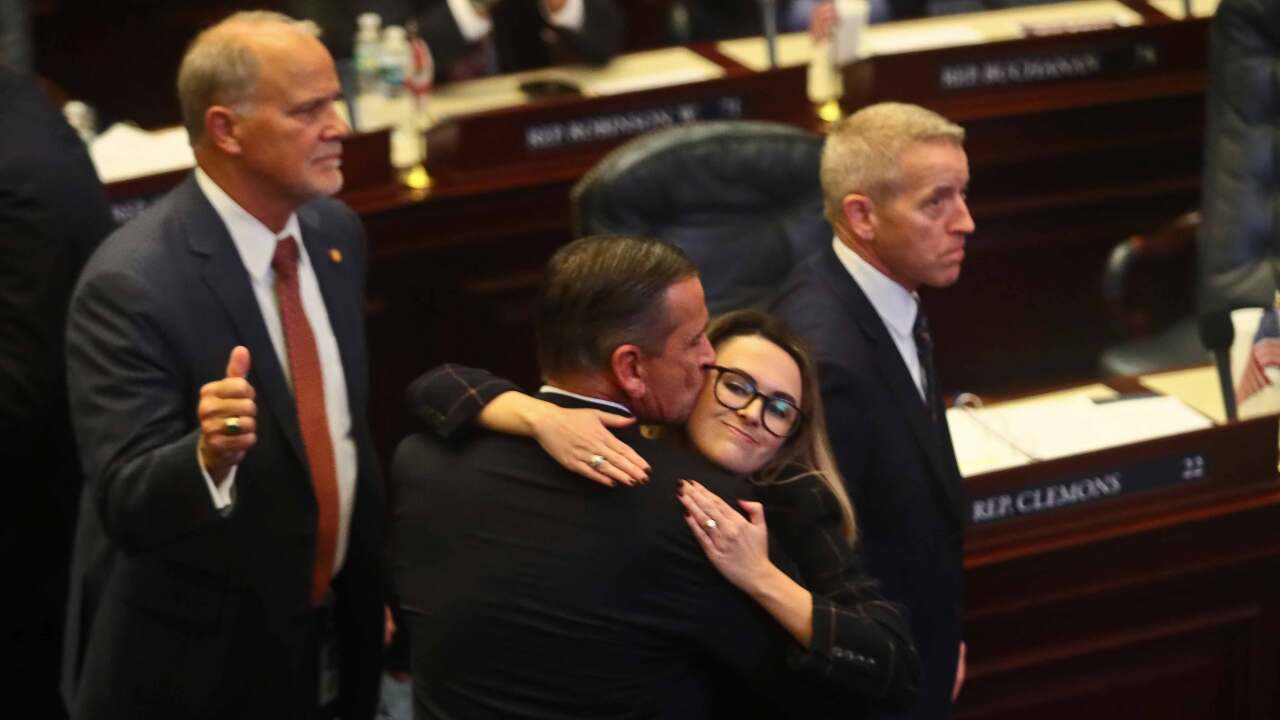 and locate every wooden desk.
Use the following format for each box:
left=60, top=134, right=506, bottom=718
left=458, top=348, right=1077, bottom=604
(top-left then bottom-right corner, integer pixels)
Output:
left=95, top=3, right=1211, bottom=464
left=352, top=4, right=1210, bottom=462
left=957, top=413, right=1279, bottom=718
